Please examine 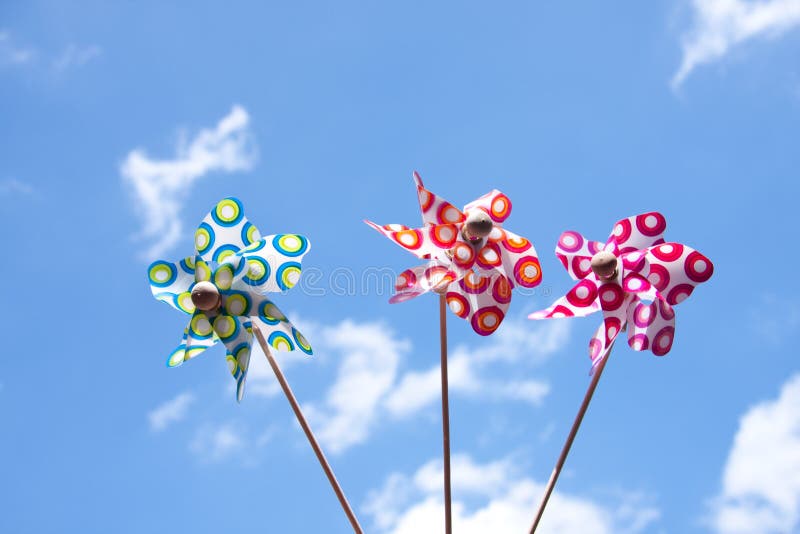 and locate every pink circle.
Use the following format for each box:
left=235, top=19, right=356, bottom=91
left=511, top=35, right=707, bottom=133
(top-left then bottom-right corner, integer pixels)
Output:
left=651, top=243, right=684, bottom=263
left=395, top=270, right=417, bottom=291
left=684, top=250, right=713, bottom=283
left=633, top=302, right=656, bottom=328
left=559, top=231, right=584, bottom=253
left=635, top=212, right=666, bottom=237
left=588, top=337, right=603, bottom=360
left=622, top=251, right=645, bottom=272
left=647, top=263, right=670, bottom=292
left=629, top=333, right=649, bottom=351
left=604, top=317, right=622, bottom=344
left=566, top=279, right=598, bottom=308
left=612, top=219, right=632, bottom=245
left=572, top=256, right=592, bottom=278
left=598, top=283, right=625, bottom=311
left=667, top=284, right=694, bottom=305
left=659, top=299, right=675, bottom=320
left=652, top=326, right=675, bottom=356
left=491, top=275, right=512, bottom=305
